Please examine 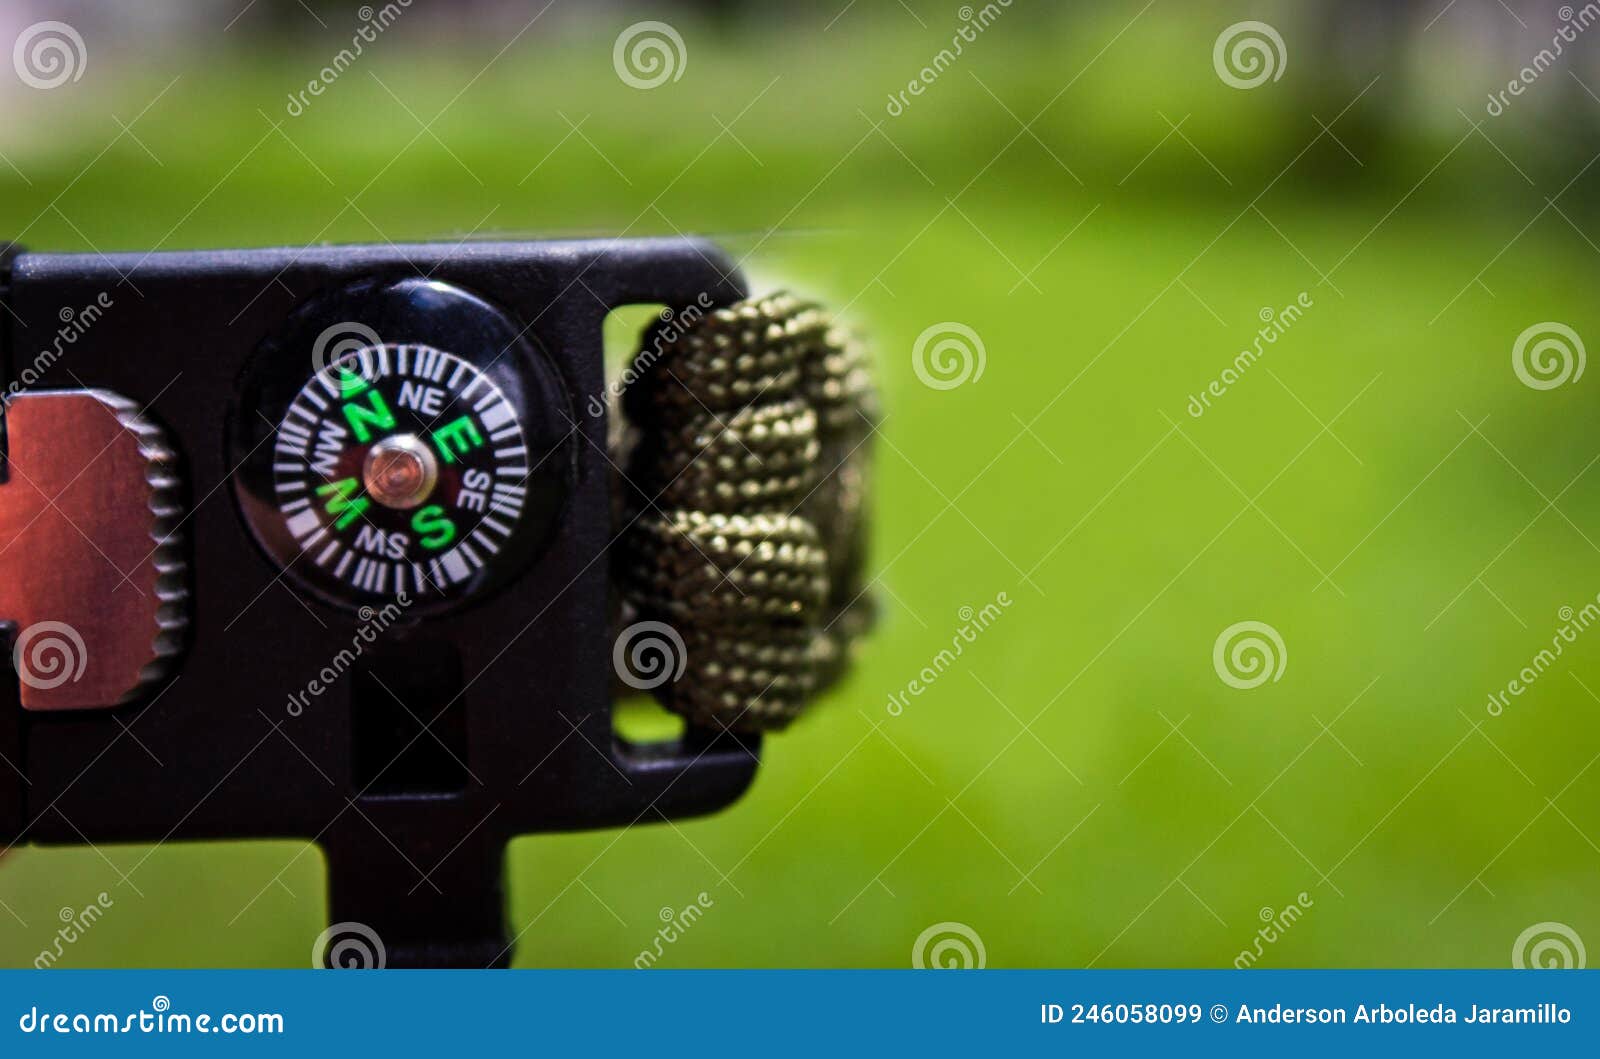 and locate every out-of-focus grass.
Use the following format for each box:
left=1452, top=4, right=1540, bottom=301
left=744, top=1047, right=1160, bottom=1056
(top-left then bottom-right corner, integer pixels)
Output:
left=1, top=4, right=1598, bottom=968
